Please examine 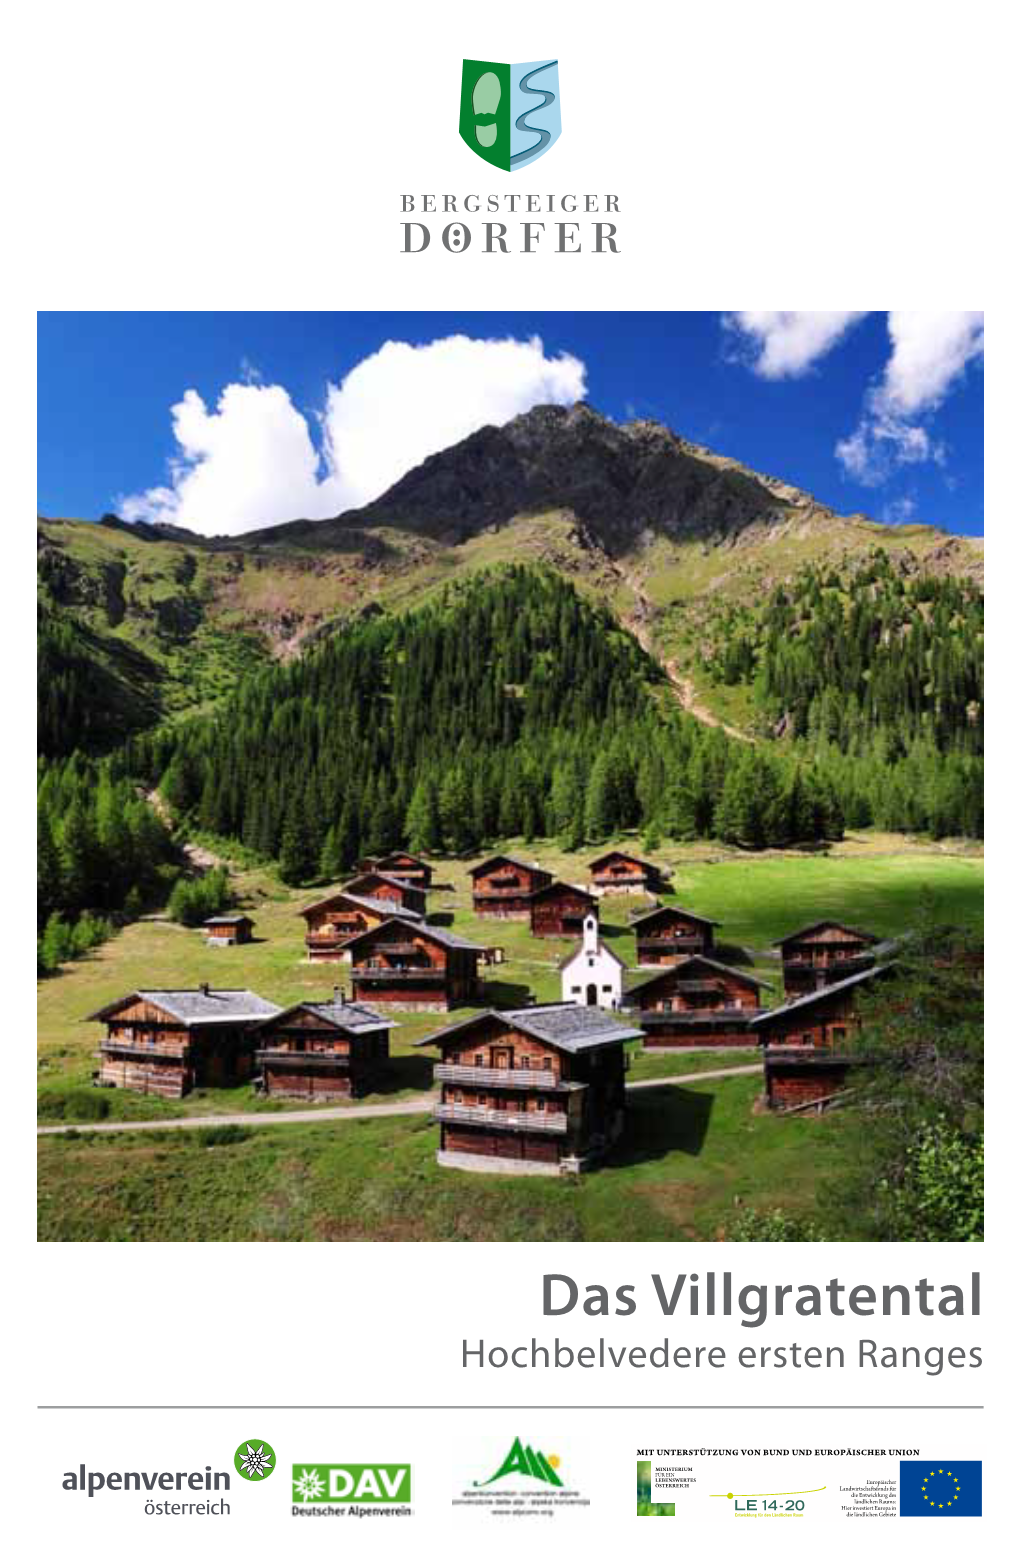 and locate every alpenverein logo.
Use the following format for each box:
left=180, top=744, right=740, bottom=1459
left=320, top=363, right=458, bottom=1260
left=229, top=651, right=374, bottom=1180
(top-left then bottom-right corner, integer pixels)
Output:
left=233, top=1440, right=276, bottom=1481
left=459, top=59, right=561, bottom=171
left=474, top=1437, right=564, bottom=1488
